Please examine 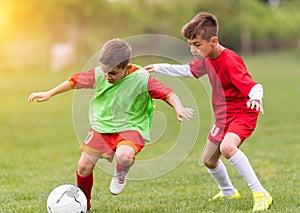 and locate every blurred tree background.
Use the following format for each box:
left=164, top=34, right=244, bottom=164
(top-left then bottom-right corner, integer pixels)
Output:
left=0, top=0, right=299, bottom=69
